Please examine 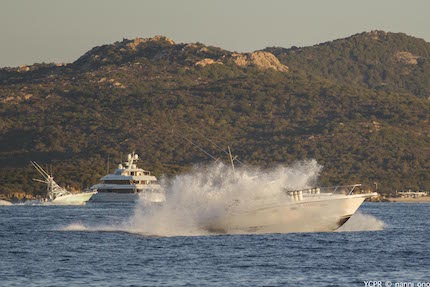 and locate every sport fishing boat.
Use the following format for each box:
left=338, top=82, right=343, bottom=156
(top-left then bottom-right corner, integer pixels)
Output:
left=89, top=152, right=165, bottom=202
left=174, top=129, right=378, bottom=234
left=206, top=184, right=377, bottom=234
left=31, top=161, right=96, bottom=205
